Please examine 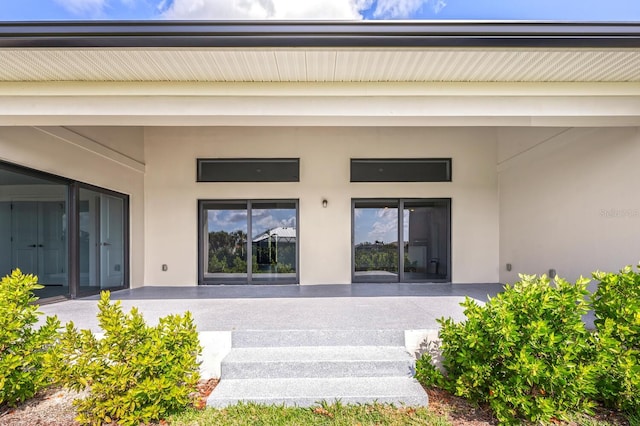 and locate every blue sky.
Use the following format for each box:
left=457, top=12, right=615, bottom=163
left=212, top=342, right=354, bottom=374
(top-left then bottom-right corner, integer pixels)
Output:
left=354, top=207, right=412, bottom=245
left=208, top=208, right=296, bottom=237
left=1, top=0, right=639, bottom=21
